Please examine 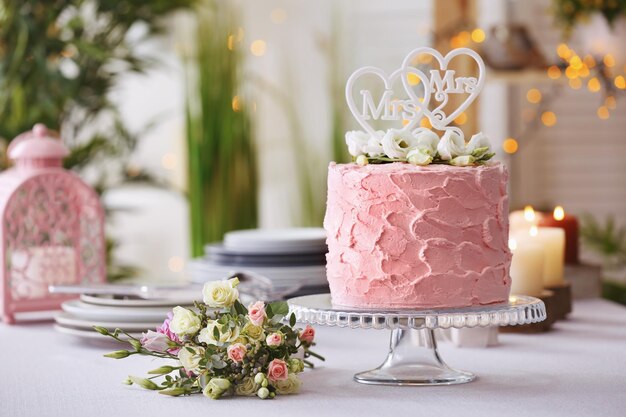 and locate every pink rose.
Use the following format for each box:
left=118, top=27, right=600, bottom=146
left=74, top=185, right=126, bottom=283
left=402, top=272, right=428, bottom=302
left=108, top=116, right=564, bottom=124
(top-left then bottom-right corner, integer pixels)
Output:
left=267, top=359, right=289, bottom=382
left=157, top=312, right=181, bottom=354
left=248, top=301, right=266, bottom=326
left=299, top=325, right=315, bottom=344
left=265, top=332, right=283, bottom=347
left=227, top=343, right=247, bottom=363
left=141, top=330, right=170, bottom=352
